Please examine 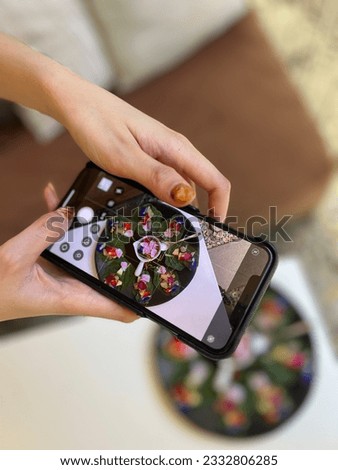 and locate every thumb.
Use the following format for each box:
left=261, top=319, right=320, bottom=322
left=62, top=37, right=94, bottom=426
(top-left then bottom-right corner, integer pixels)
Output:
left=44, top=181, right=60, bottom=211
left=5, top=207, right=74, bottom=267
